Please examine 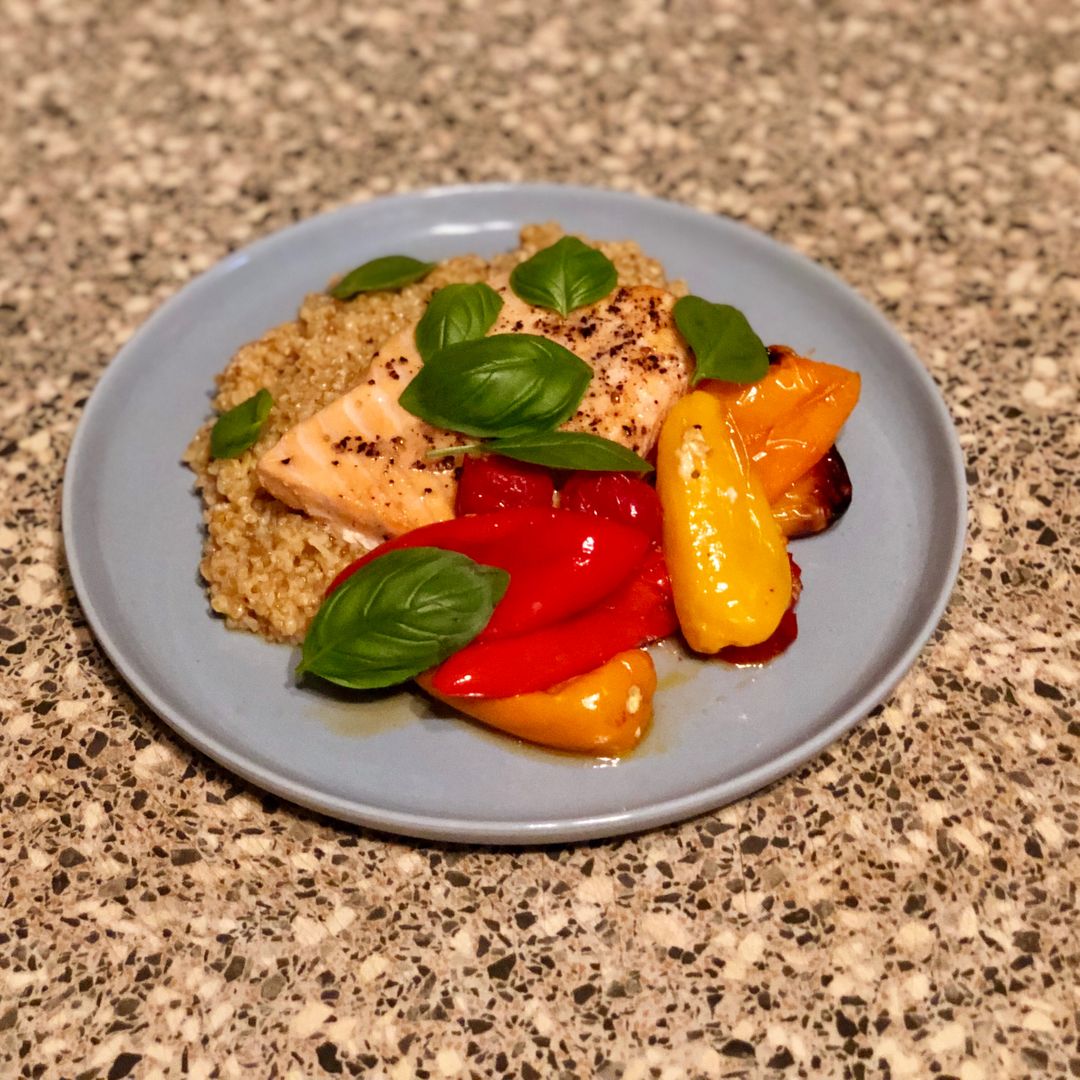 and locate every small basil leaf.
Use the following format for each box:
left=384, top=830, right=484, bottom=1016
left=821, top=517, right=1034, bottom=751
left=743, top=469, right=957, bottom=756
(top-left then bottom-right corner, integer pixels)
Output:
left=398, top=334, right=592, bottom=438
left=674, top=296, right=769, bottom=385
left=415, top=282, right=503, bottom=362
left=329, top=255, right=435, bottom=300
left=509, top=236, right=618, bottom=317
left=489, top=431, right=653, bottom=473
left=297, top=547, right=508, bottom=690
left=210, top=388, right=273, bottom=459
